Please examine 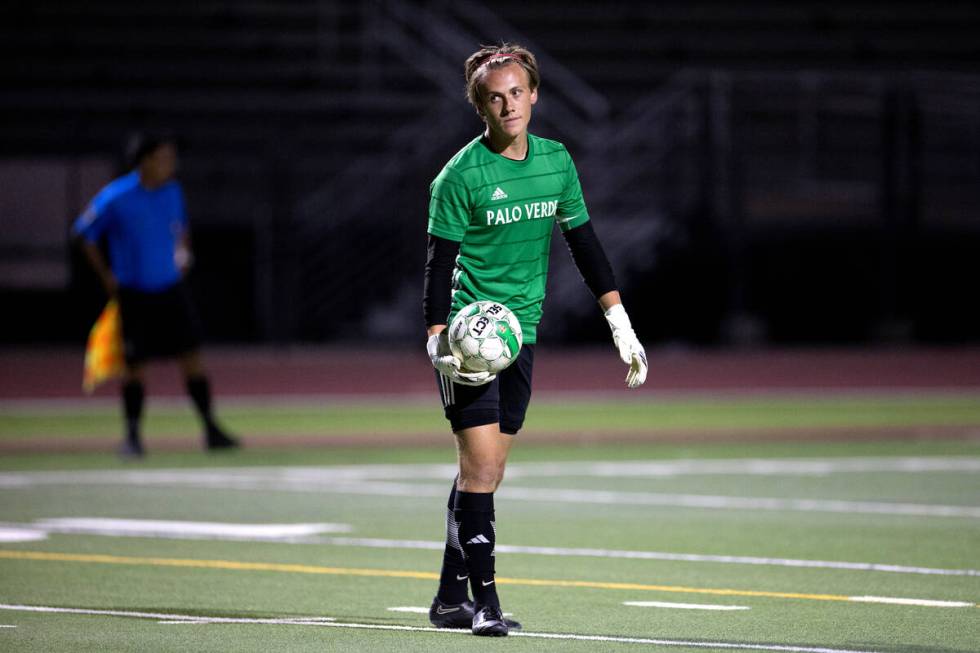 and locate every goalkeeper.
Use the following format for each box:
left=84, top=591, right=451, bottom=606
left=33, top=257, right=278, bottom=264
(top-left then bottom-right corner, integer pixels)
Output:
left=422, top=43, right=647, bottom=637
